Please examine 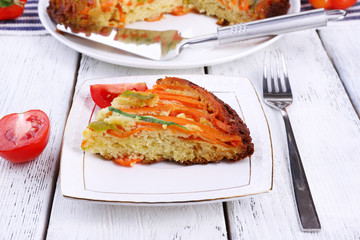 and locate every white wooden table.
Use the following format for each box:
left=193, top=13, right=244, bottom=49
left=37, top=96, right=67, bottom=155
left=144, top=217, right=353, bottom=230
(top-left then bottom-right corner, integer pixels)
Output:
left=1, top=22, right=360, bottom=240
